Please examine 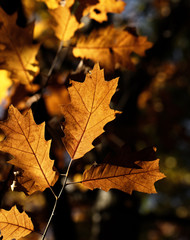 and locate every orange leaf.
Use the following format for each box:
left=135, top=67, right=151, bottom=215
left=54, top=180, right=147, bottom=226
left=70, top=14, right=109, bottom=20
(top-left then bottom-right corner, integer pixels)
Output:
left=0, top=206, right=34, bottom=240
left=73, top=25, right=153, bottom=71
left=82, top=147, right=165, bottom=194
left=0, top=8, right=40, bottom=84
left=82, top=0, right=126, bottom=23
left=0, top=105, right=57, bottom=194
left=49, top=3, right=82, bottom=42
left=61, top=63, right=119, bottom=160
